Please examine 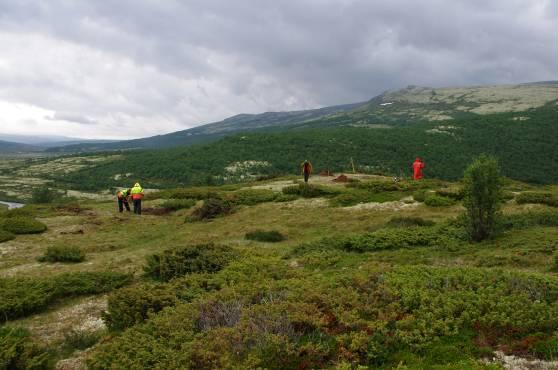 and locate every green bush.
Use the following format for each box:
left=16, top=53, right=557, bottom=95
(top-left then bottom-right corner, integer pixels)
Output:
left=435, top=188, right=464, bottom=200
left=499, top=210, right=558, bottom=230
left=516, top=192, right=558, bottom=207
left=38, top=245, right=85, bottom=263
left=282, top=183, right=335, bottom=198
left=63, top=329, right=102, bottom=351
left=188, top=198, right=234, bottom=221
left=30, top=186, right=58, bottom=204
left=0, top=326, right=51, bottom=369
left=226, top=189, right=278, bottom=206
left=500, top=191, right=516, bottom=201
left=1, top=208, right=34, bottom=218
left=462, top=155, right=502, bottom=241
left=103, top=284, right=178, bottom=331
left=387, top=216, right=435, bottom=227
left=424, top=194, right=457, bottom=207
left=0, top=272, right=131, bottom=321
left=412, top=189, right=428, bottom=202
left=245, top=230, right=286, bottom=243
left=293, top=227, right=447, bottom=255
left=144, top=243, right=237, bottom=281
left=0, top=217, right=47, bottom=234
left=0, top=228, right=15, bottom=243
left=273, top=193, right=299, bottom=202
left=533, top=336, right=558, bottom=360
left=342, top=227, right=443, bottom=252
left=151, top=187, right=222, bottom=200
left=160, top=198, right=197, bottom=211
